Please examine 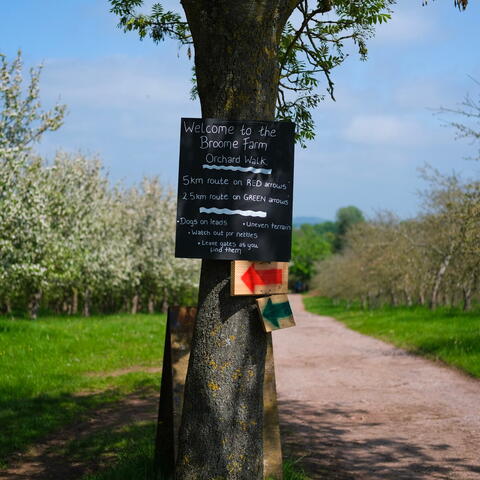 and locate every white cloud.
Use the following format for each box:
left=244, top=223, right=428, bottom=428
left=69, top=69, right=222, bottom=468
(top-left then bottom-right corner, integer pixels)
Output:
left=343, top=114, right=428, bottom=146
left=37, top=55, right=199, bottom=144
left=42, top=56, right=193, bottom=108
